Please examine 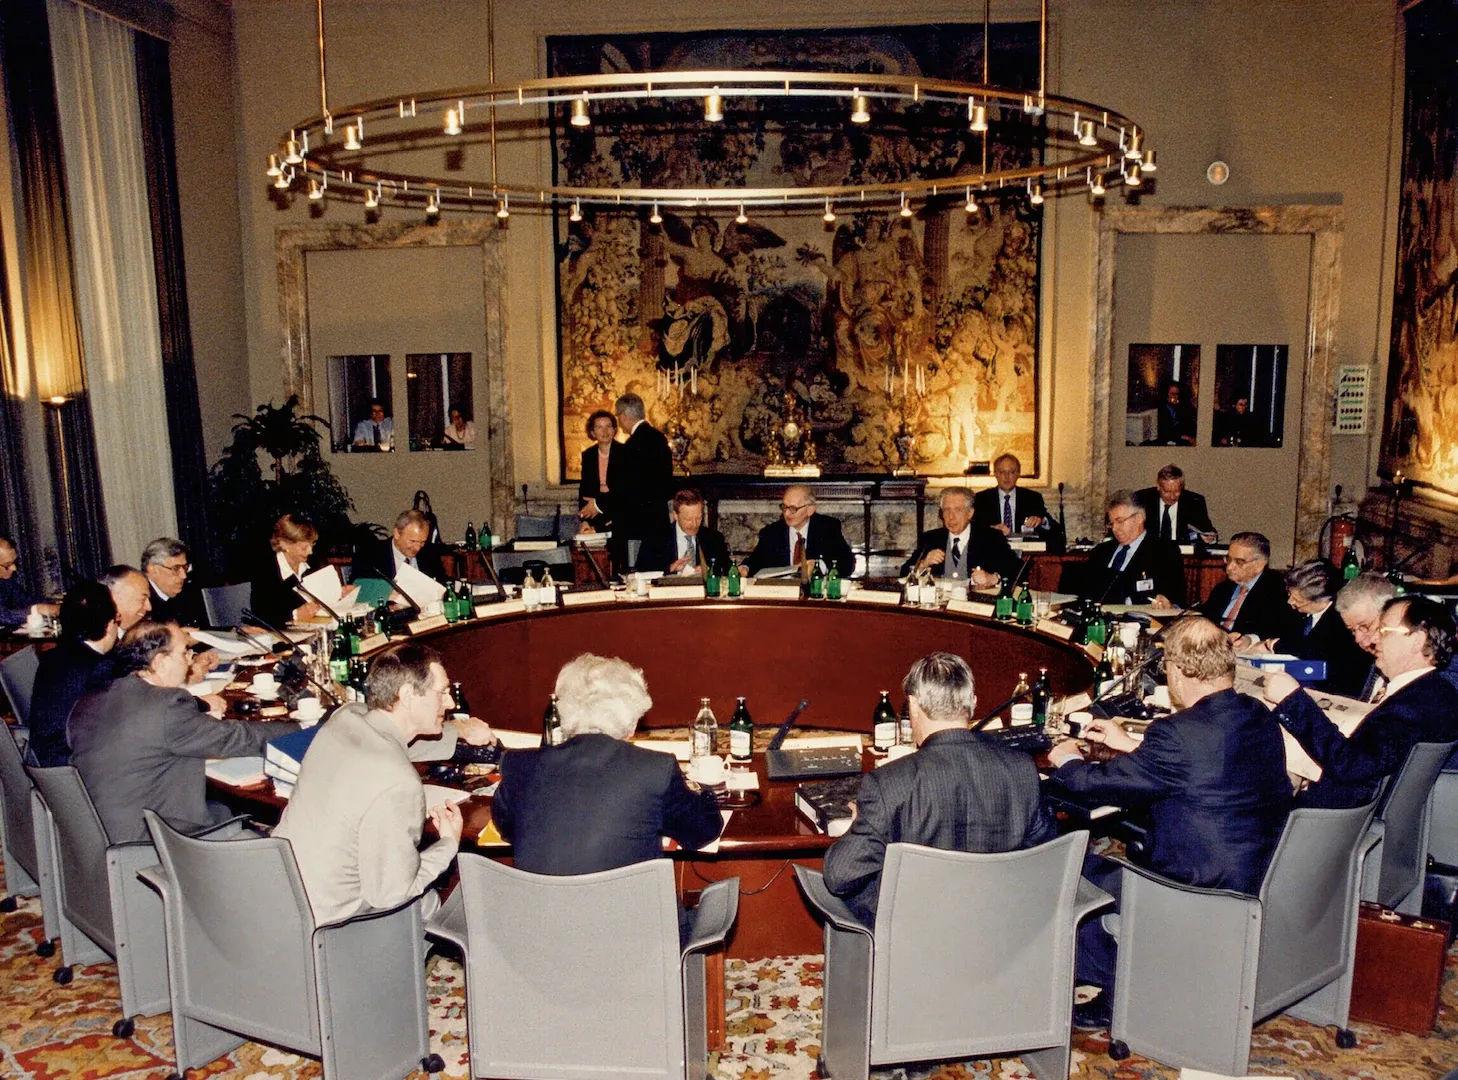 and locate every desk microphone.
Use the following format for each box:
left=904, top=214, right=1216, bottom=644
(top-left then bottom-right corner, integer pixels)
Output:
left=1085, top=649, right=1165, bottom=713
left=272, top=653, right=342, bottom=706
left=971, top=683, right=1035, bottom=732
left=241, top=609, right=298, bottom=655
left=766, top=699, right=811, bottom=753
